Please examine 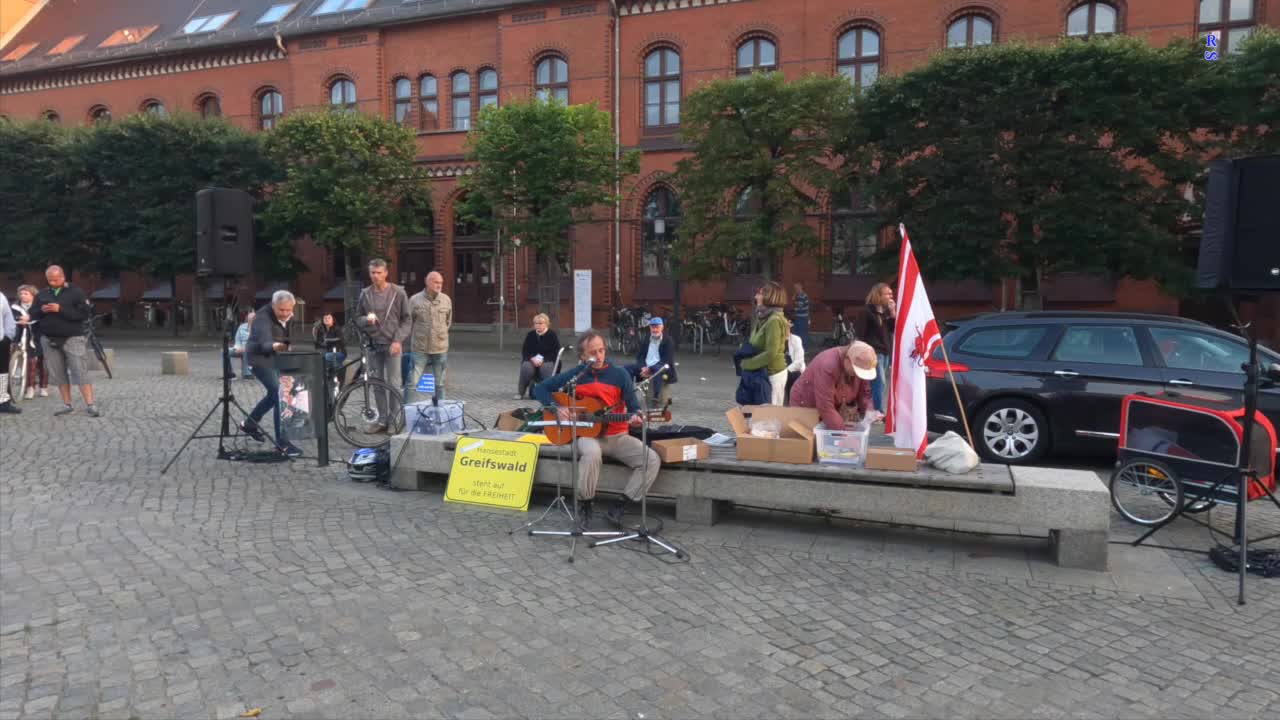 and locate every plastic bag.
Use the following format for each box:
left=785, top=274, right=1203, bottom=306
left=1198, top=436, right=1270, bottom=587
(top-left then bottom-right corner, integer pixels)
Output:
left=924, top=431, right=980, bottom=474
left=749, top=418, right=782, bottom=439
